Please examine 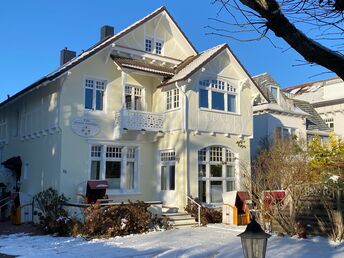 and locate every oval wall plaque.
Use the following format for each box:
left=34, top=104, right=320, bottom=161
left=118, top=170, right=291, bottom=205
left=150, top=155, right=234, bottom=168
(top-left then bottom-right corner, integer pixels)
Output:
left=71, top=116, right=100, bottom=137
